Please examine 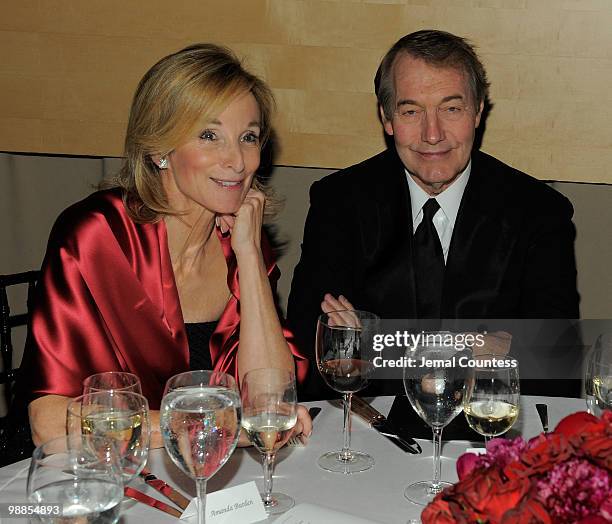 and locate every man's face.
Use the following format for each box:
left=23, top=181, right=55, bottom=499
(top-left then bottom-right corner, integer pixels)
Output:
left=381, top=54, right=483, bottom=195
